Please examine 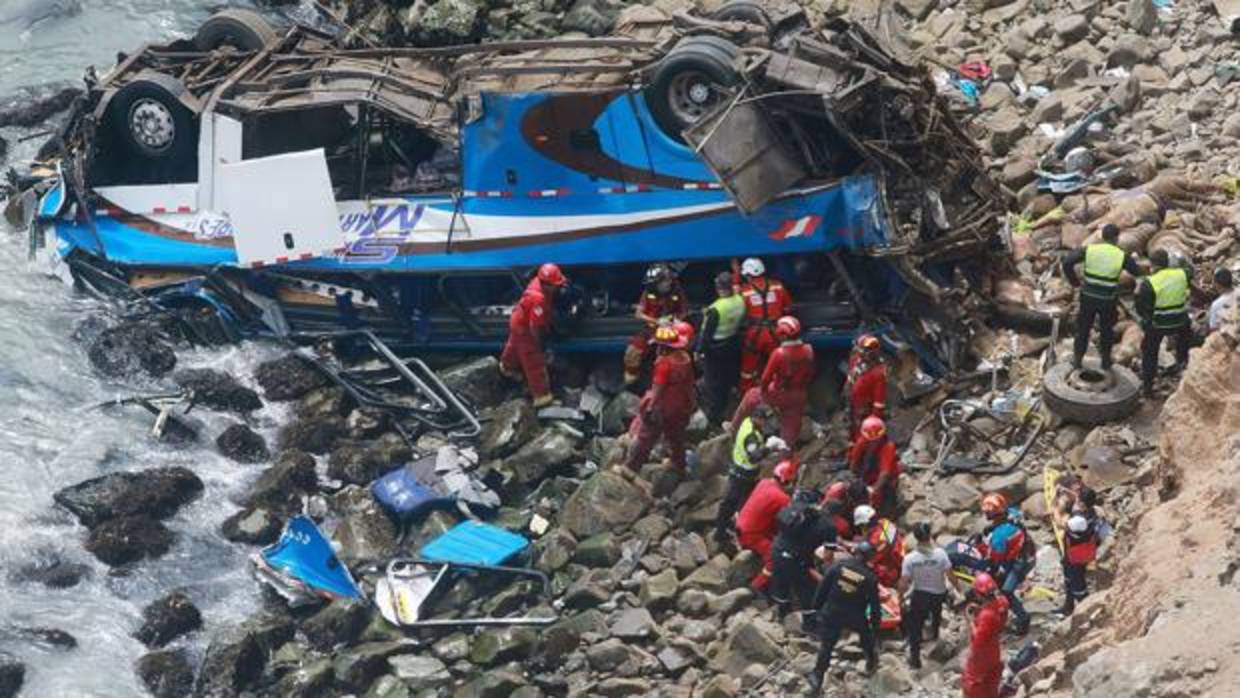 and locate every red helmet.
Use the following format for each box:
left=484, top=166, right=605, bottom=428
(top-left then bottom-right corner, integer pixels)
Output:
left=773, top=459, right=798, bottom=485
left=672, top=320, right=695, bottom=350
left=981, top=493, right=1008, bottom=519
left=972, top=572, right=998, bottom=596
left=855, top=333, right=880, bottom=354
left=538, top=263, right=567, bottom=287
left=775, top=316, right=801, bottom=340
left=860, top=416, right=886, bottom=441
left=822, top=481, right=849, bottom=502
